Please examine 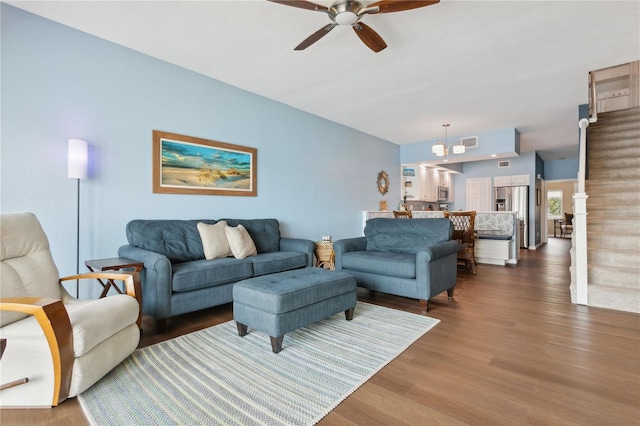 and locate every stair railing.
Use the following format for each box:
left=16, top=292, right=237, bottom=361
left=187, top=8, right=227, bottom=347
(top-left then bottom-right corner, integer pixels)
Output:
left=589, top=71, right=598, bottom=123
left=574, top=118, right=590, bottom=305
